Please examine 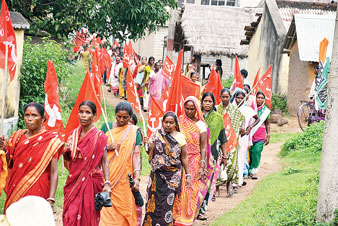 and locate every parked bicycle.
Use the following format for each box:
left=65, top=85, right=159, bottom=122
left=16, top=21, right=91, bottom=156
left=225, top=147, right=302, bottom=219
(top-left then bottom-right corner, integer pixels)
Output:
left=297, top=101, right=325, bottom=131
